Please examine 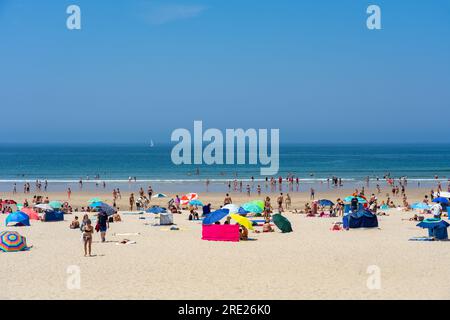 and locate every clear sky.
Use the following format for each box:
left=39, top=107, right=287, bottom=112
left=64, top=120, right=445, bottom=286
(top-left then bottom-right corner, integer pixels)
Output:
left=1, top=0, right=449, bottom=143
